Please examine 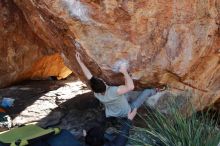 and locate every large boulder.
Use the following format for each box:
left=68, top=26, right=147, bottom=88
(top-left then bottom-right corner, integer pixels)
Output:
left=0, top=0, right=220, bottom=111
